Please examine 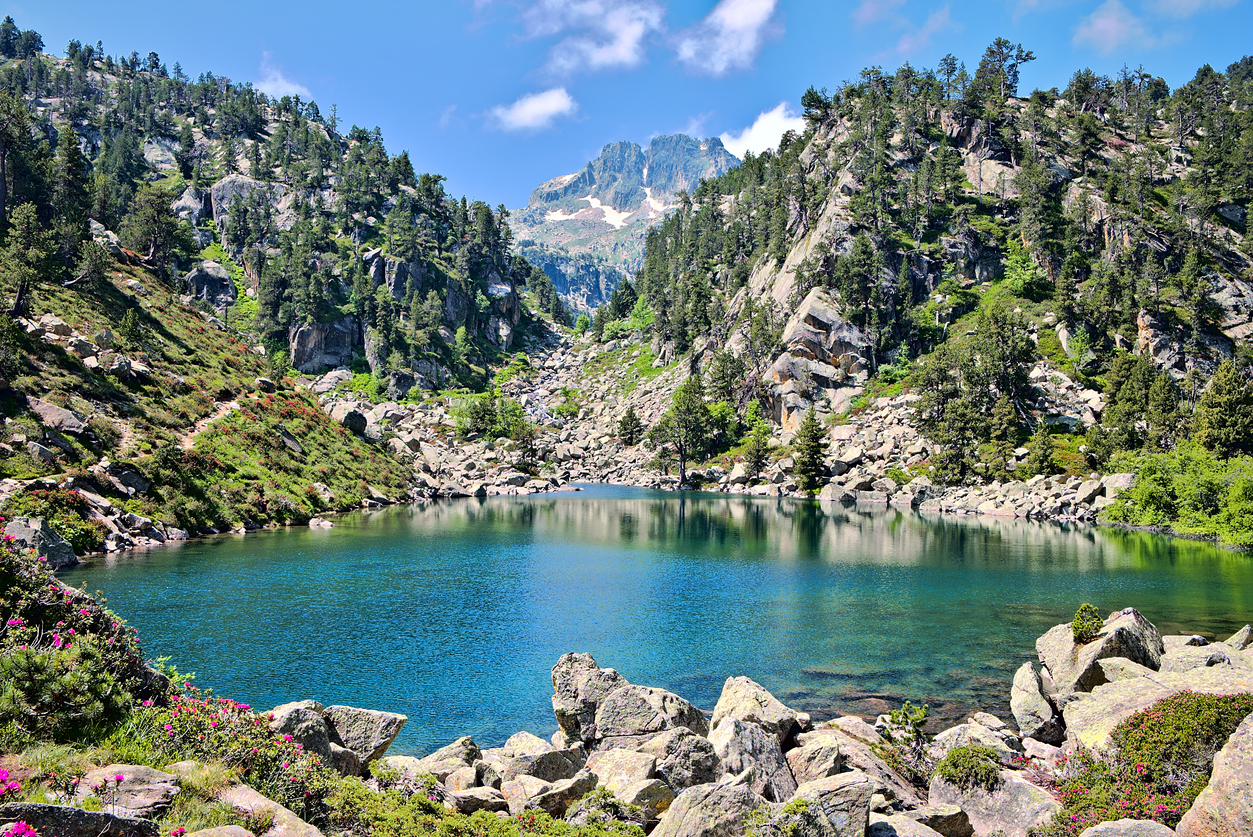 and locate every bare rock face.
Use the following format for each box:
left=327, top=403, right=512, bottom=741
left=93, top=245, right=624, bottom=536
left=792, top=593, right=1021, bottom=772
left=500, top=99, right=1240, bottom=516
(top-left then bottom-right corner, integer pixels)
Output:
left=289, top=316, right=358, bottom=374
left=269, top=701, right=333, bottom=761
left=551, top=652, right=629, bottom=745
left=775, top=772, right=875, bottom=837
left=595, top=684, right=709, bottom=739
left=184, top=261, right=236, bottom=310
left=1011, top=663, right=1065, bottom=745
left=1175, top=712, right=1253, bottom=837
left=219, top=784, right=321, bottom=837
left=1228, top=625, right=1253, bottom=651
left=586, top=748, right=657, bottom=794
left=708, top=718, right=797, bottom=803
left=526, top=769, right=597, bottom=817
left=711, top=676, right=799, bottom=746
left=786, top=736, right=843, bottom=785
left=27, top=396, right=87, bottom=434
left=1036, top=607, right=1165, bottom=696
left=652, top=783, right=762, bottom=837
